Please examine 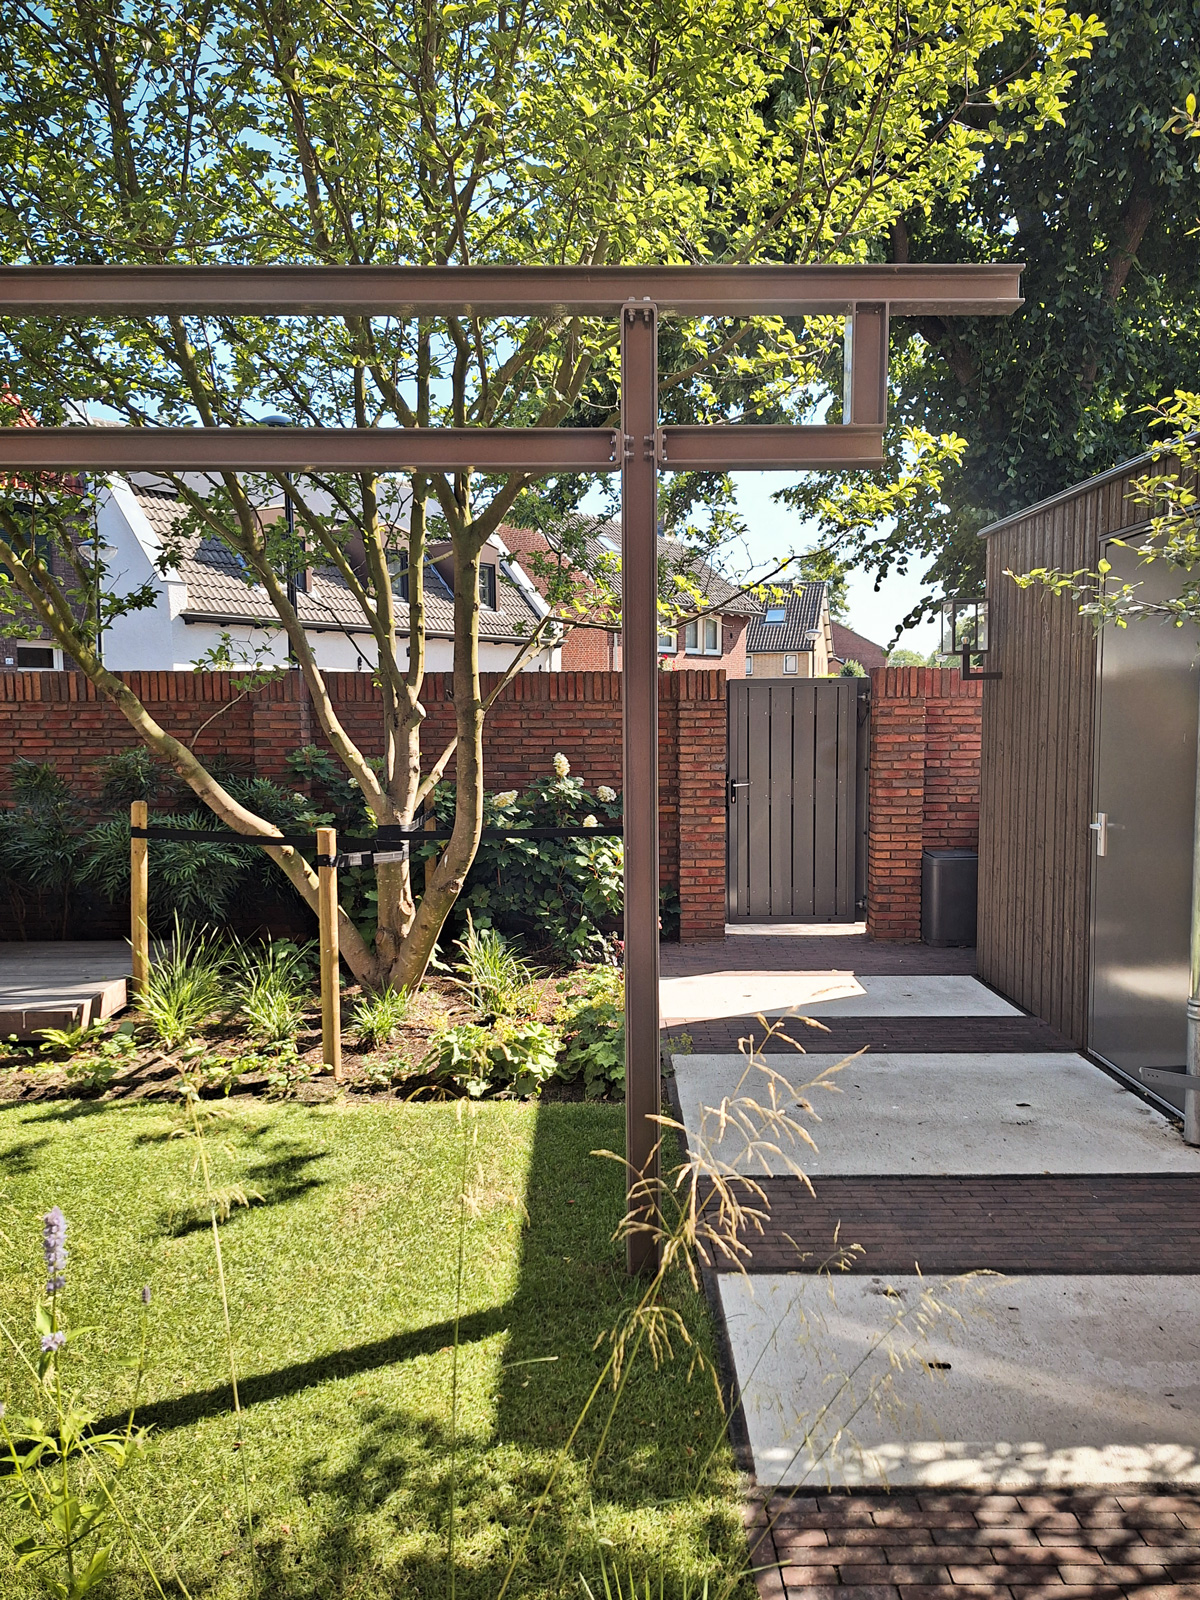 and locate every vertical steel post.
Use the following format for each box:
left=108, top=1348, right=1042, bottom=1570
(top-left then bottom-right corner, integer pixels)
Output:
left=621, top=300, right=662, bottom=1275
